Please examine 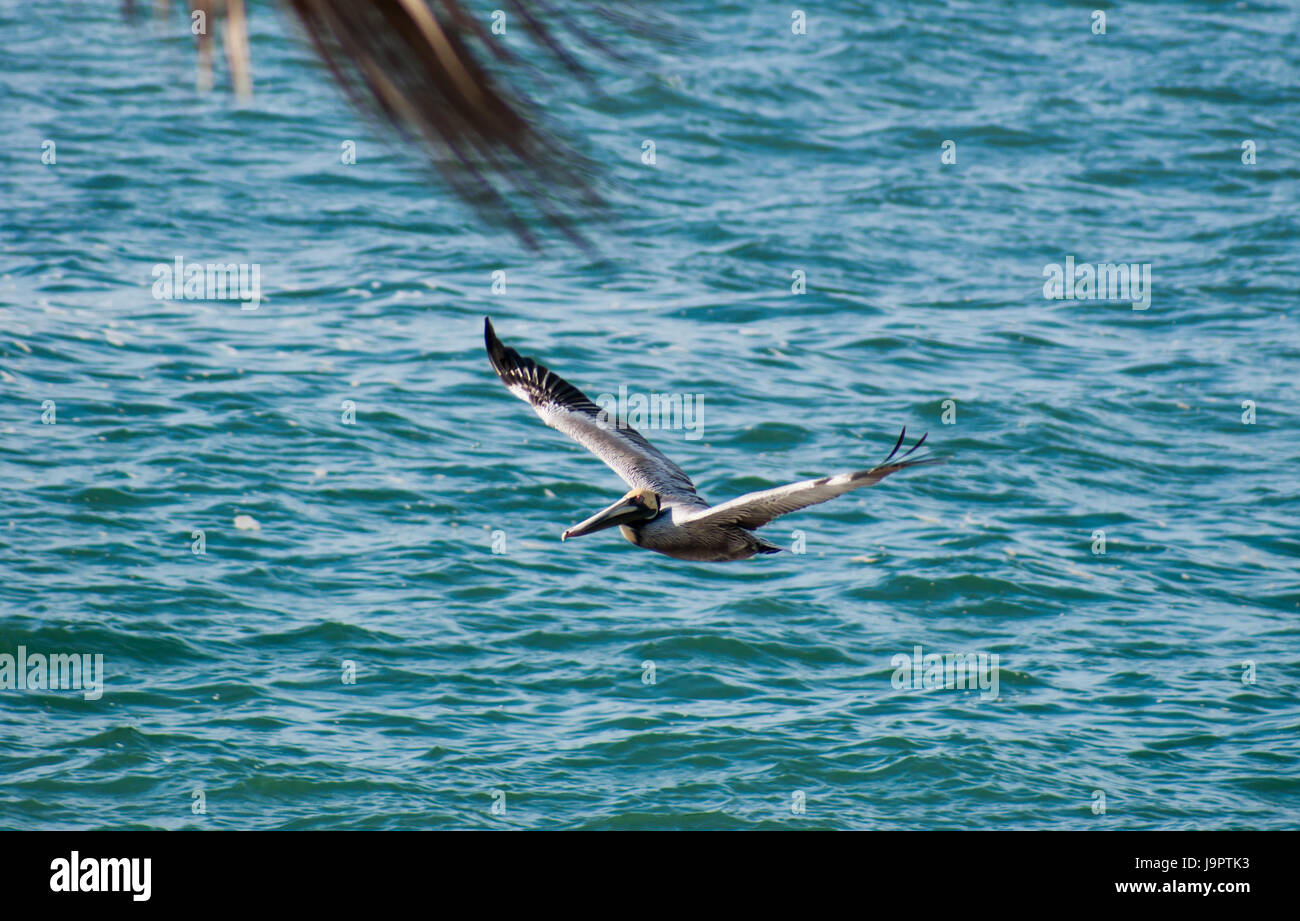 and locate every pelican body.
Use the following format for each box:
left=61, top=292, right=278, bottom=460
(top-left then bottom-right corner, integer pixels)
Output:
left=485, top=318, right=938, bottom=562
